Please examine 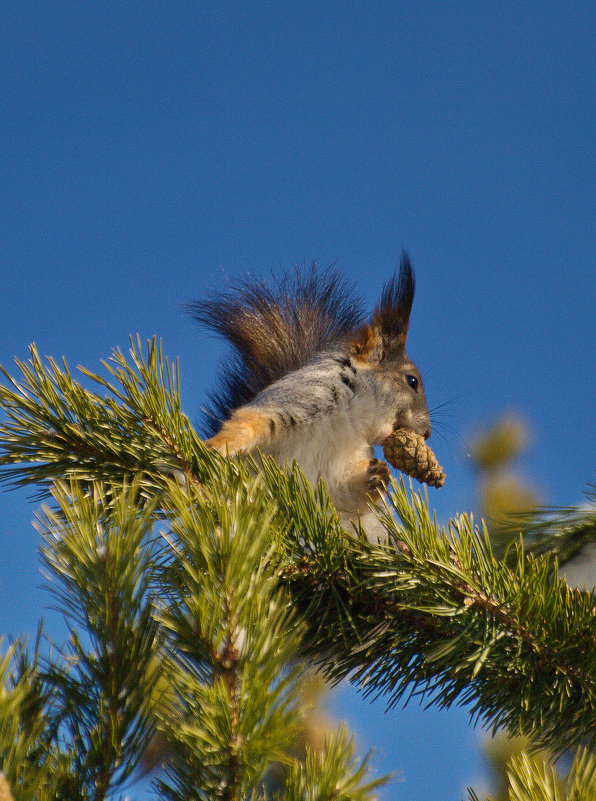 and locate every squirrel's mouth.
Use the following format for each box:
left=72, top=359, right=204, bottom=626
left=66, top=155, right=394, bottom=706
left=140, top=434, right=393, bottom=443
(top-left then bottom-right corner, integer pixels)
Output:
left=374, top=423, right=395, bottom=446
left=392, top=414, right=431, bottom=441
left=374, top=416, right=431, bottom=447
